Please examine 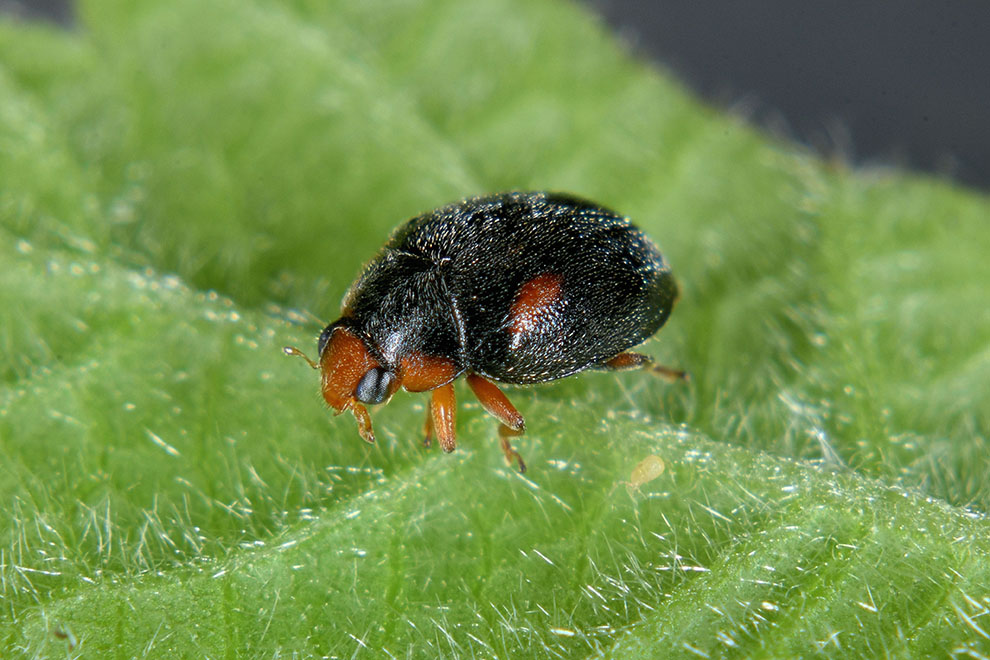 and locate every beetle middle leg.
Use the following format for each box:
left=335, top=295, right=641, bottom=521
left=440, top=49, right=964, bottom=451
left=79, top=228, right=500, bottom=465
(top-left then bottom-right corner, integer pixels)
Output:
left=422, top=404, right=434, bottom=448
left=466, top=374, right=527, bottom=472
left=602, top=352, right=689, bottom=382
